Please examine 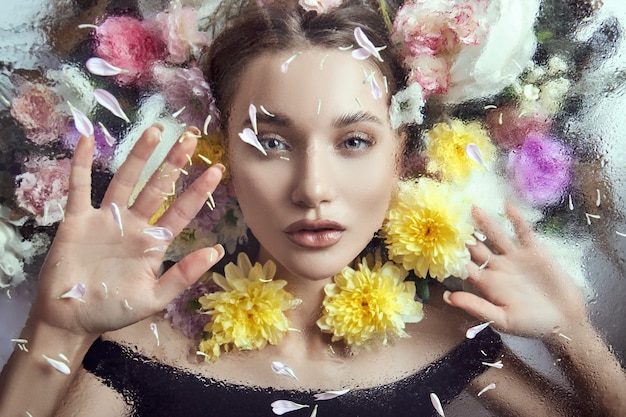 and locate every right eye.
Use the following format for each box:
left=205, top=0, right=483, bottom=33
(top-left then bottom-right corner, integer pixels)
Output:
left=259, top=134, right=288, bottom=152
